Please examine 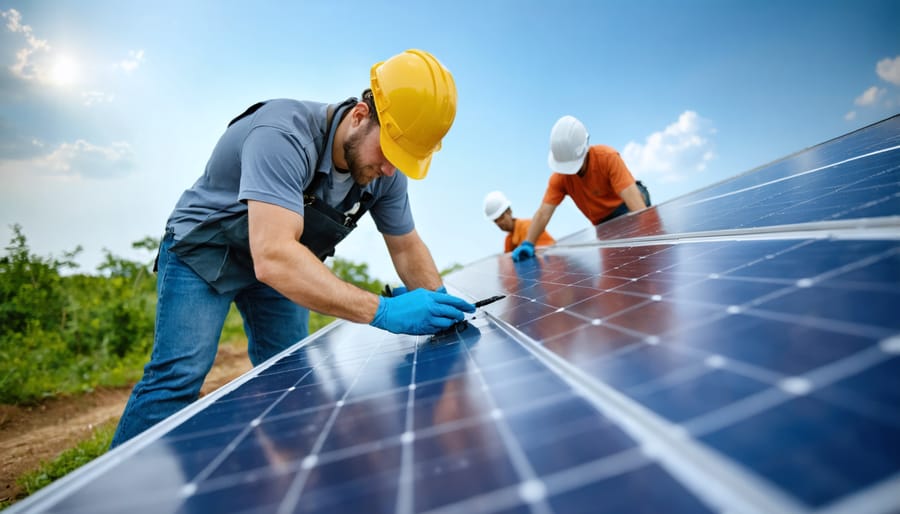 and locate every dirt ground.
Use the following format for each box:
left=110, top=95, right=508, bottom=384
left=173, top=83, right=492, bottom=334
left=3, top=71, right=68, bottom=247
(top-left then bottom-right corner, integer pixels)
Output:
left=0, top=344, right=252, bottom=507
